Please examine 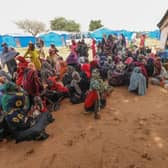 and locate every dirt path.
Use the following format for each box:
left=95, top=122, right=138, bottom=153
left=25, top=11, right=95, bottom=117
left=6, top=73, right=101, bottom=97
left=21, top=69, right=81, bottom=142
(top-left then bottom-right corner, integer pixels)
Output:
left=0, top=84, right=168, bottom=168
